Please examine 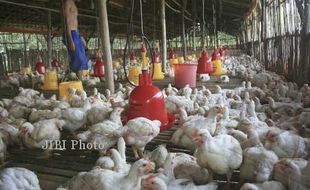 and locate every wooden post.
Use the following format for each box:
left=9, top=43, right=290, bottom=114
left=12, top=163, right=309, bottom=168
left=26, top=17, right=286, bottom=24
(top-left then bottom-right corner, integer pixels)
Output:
left=160, top=0, right=167, bottom=72
left=181, top=0, right=187, bottom=58
left=201, top=0, right=205, bottom=50
left=22, top=33, right=27, bottom=66
left=98, top=0, right=114, bottom=93
left=47, top=10, right=52, bottom=67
